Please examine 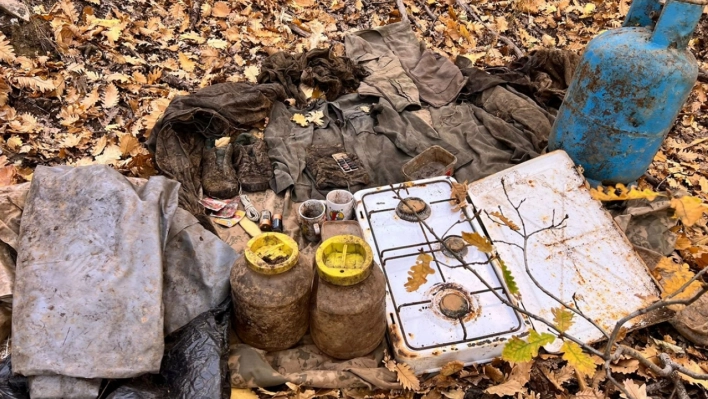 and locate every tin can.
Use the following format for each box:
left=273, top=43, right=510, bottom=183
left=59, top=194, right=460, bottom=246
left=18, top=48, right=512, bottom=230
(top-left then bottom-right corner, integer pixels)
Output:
left=259, top=210, right=272, bottom=231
